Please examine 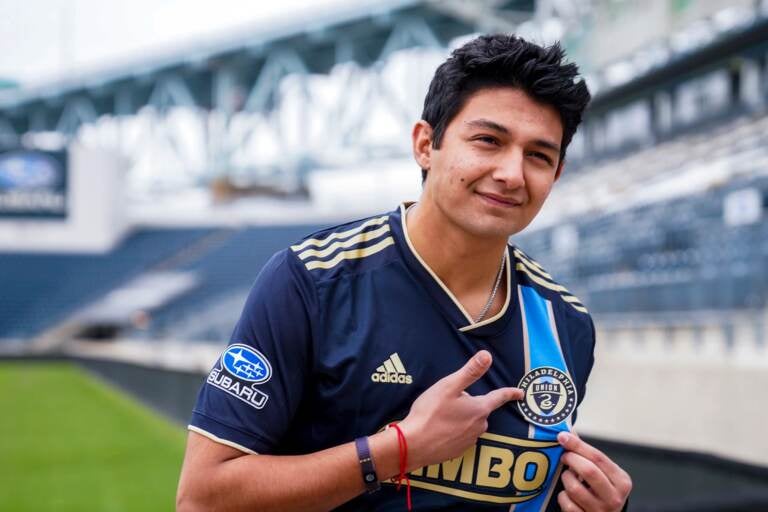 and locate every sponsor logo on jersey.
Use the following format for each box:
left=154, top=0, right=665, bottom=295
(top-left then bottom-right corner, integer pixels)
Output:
left=221, top=344, right=272, bottom=384
left=207, top=368, right=269, bottom=409
left=371, top=352, right=412, bottom=384
left=206, top=344, right=272, bottom=410
left=383, top=431, right=561, bottom=504
left=517, top=366, right=577, bottom=427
